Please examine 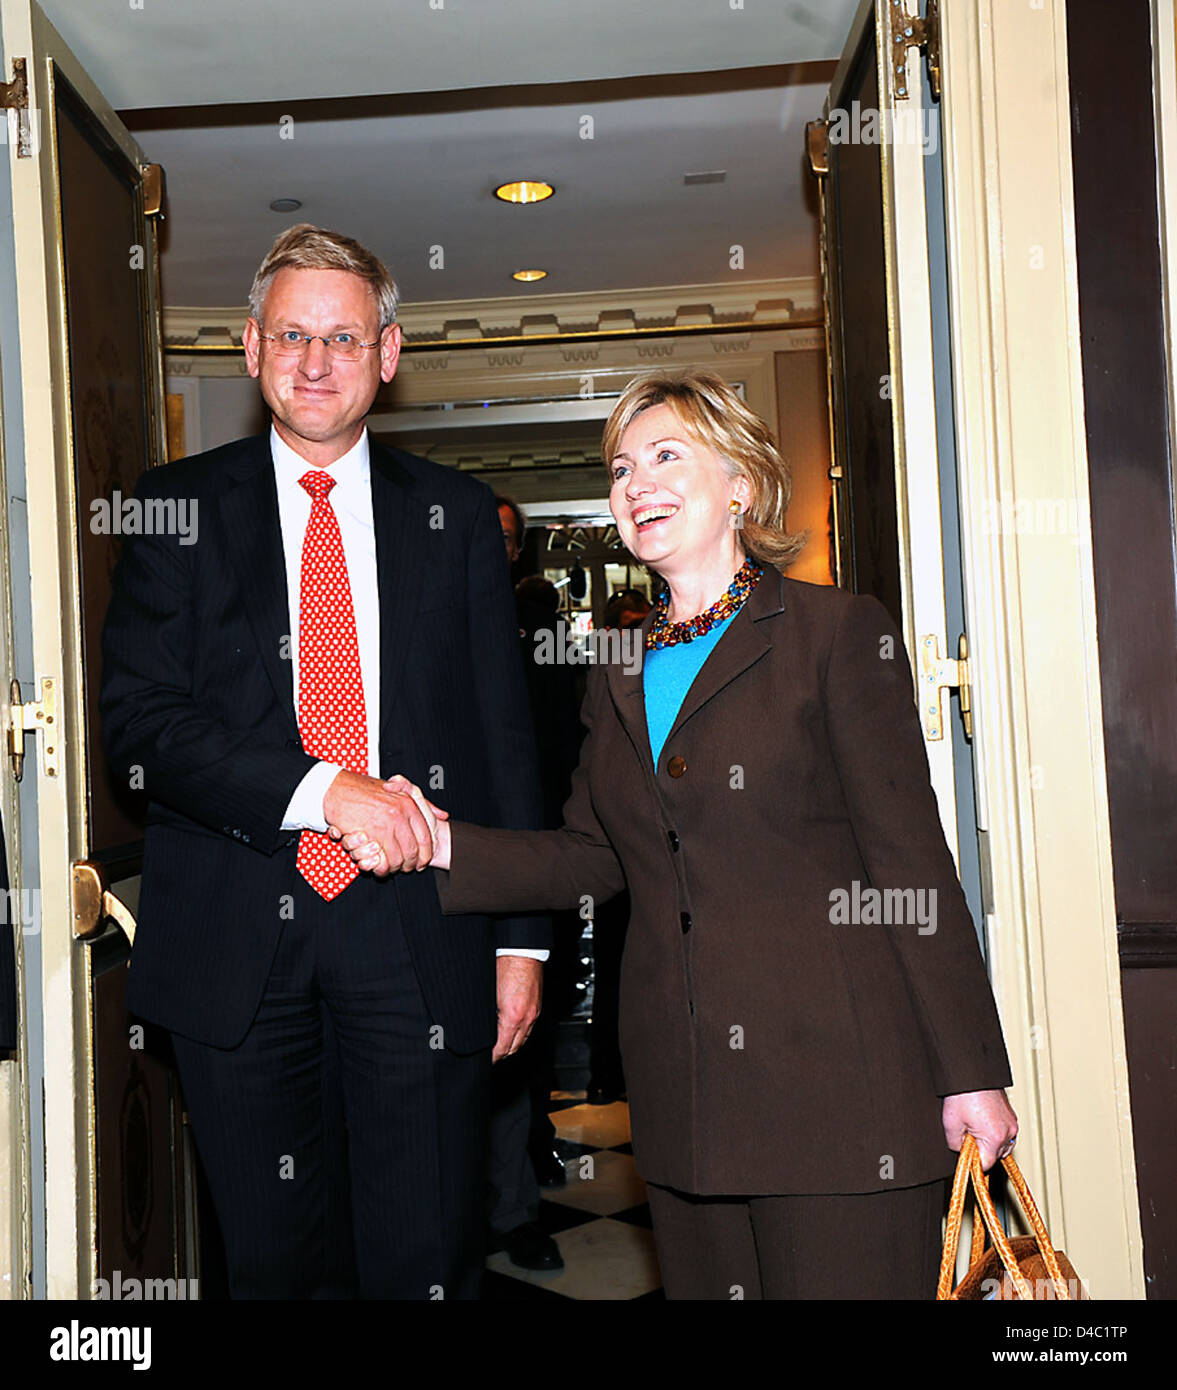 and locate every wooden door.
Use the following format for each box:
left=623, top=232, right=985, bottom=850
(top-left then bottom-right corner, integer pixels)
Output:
left=1, top=0, right=189, bottom=1299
